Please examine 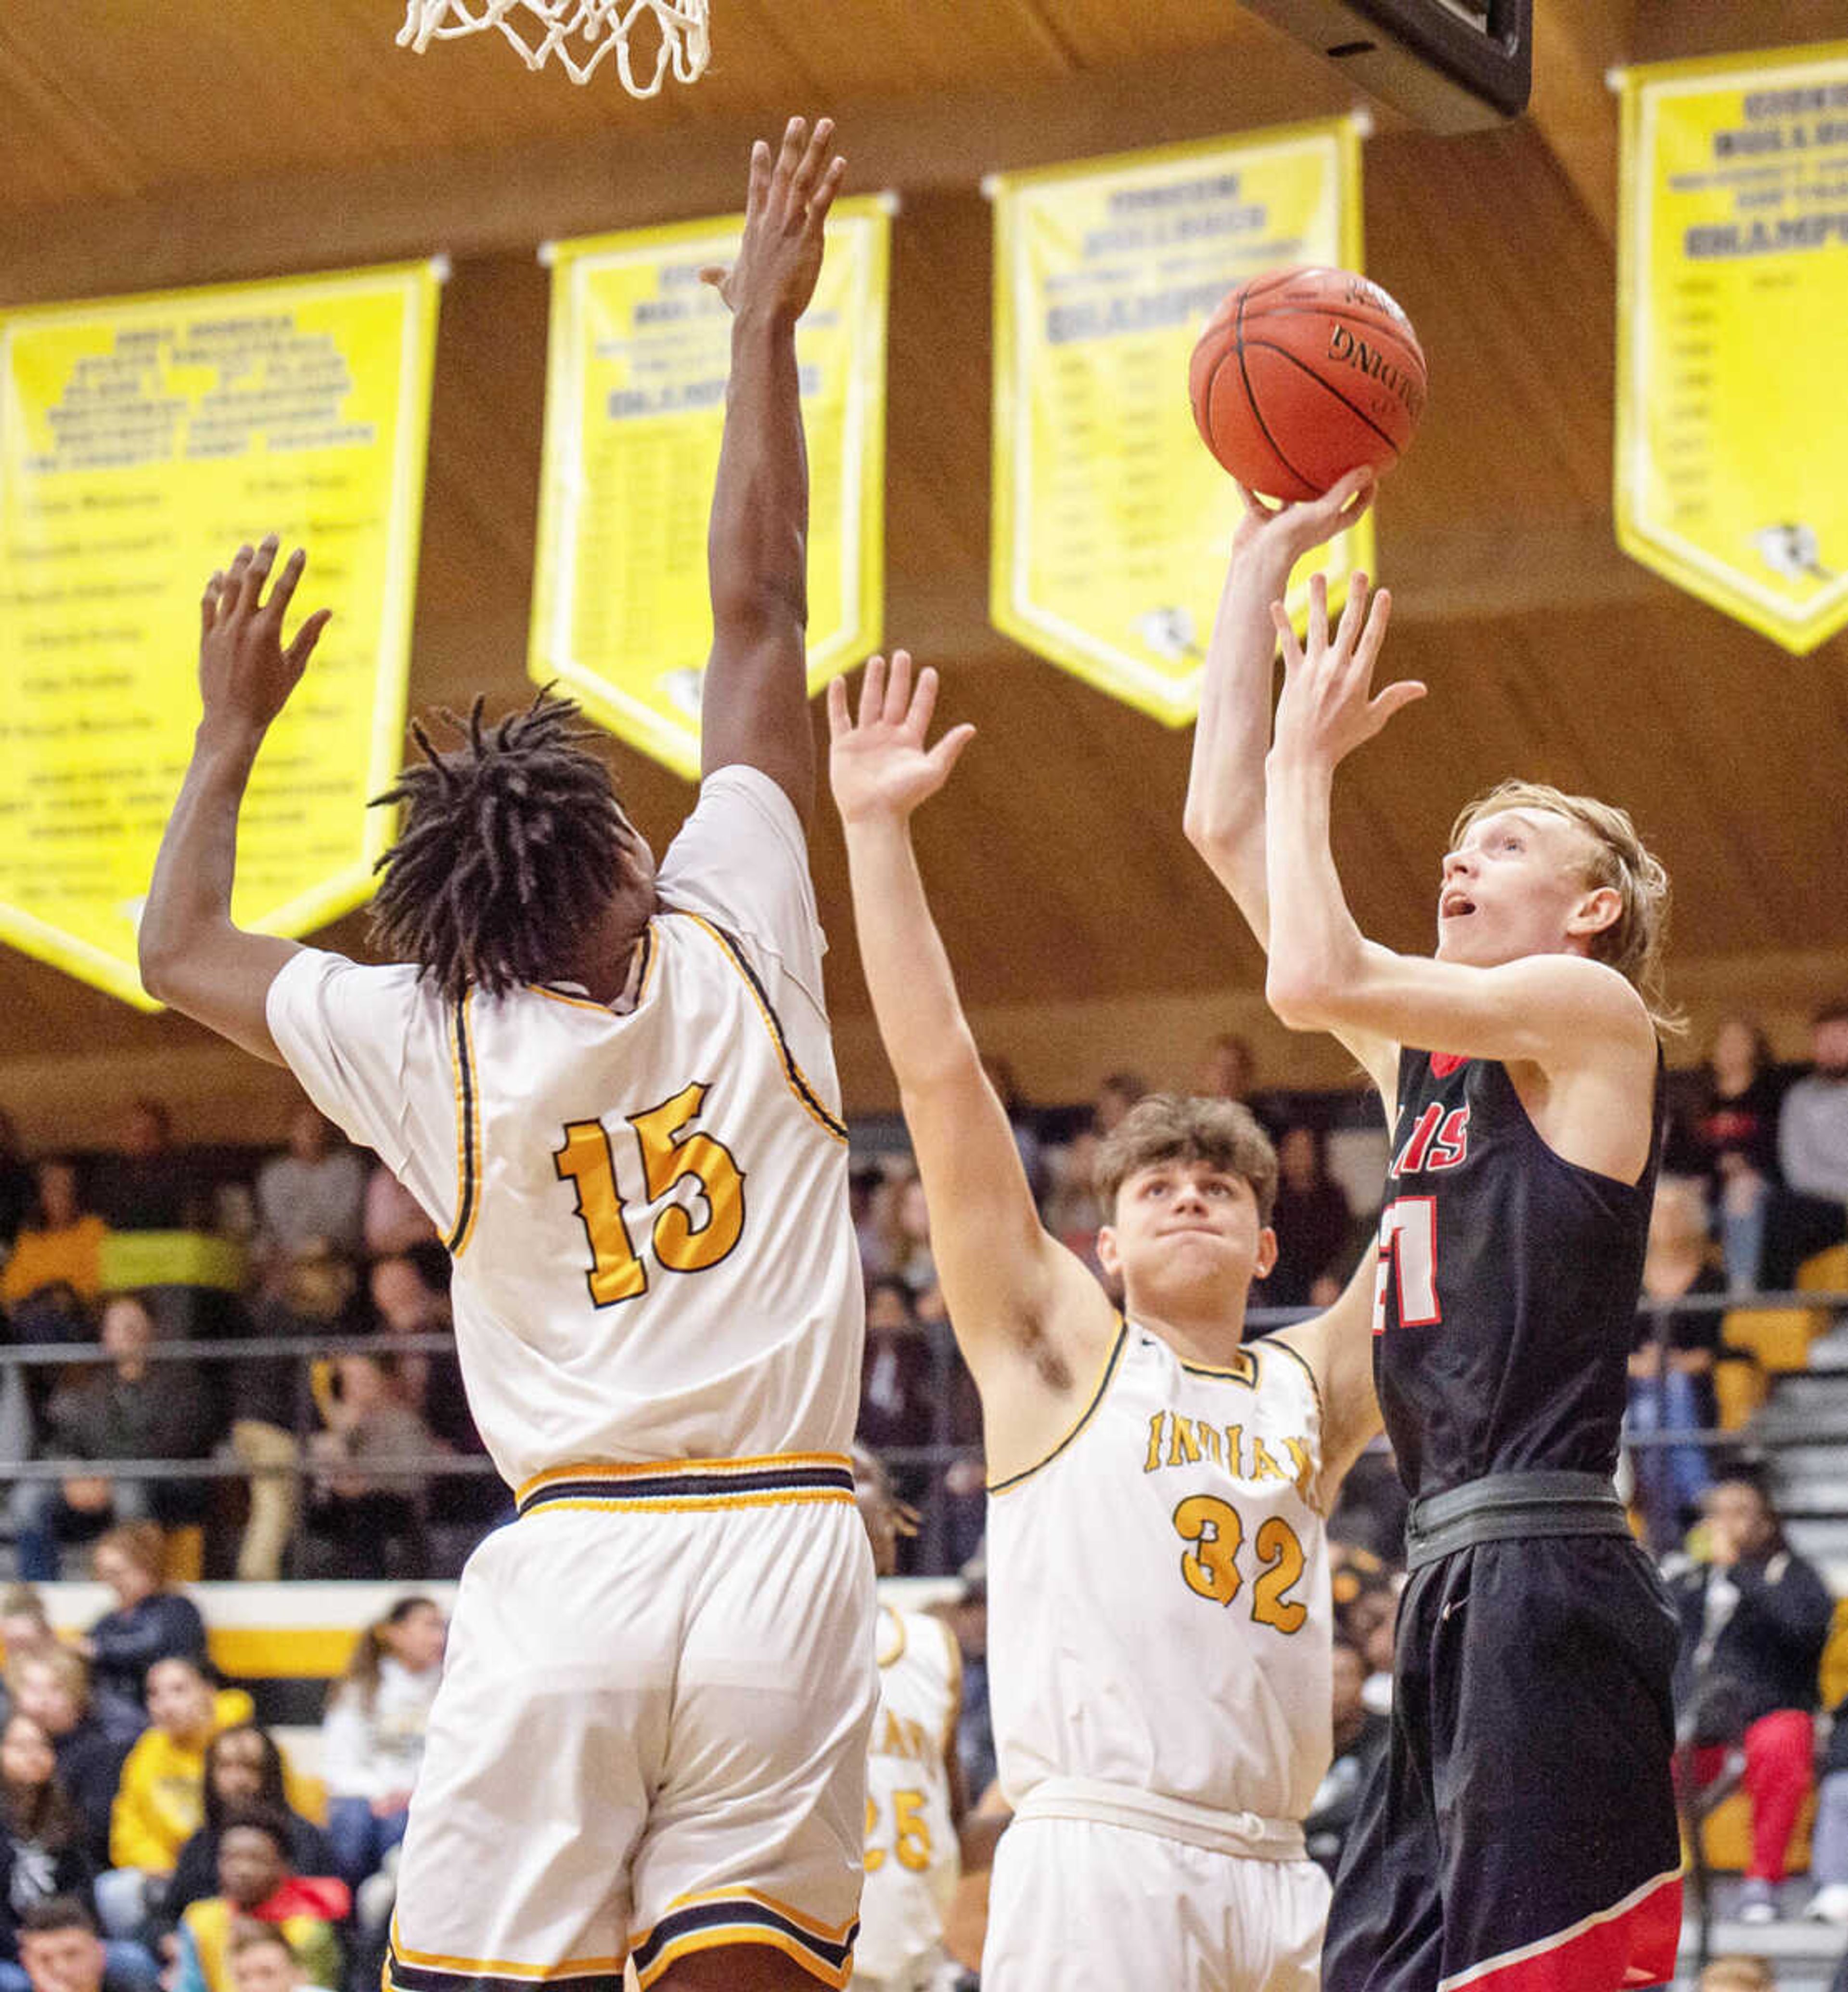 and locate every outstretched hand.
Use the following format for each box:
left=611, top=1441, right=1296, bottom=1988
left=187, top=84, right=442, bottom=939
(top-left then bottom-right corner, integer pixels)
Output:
left=699, top=115, right=847, bottom=325
left=828, top=651, right=975, bottom=827
left=1269, top=571, right=1423, bottom=772
left=198, top=535, right=331, bottom=743
left=1231, top=465, right=1376, bottom=582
